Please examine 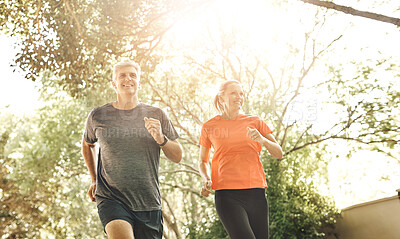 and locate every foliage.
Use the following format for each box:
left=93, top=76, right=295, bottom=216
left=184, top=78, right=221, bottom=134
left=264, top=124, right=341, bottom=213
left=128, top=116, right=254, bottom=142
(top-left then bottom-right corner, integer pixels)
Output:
left=0, top=113, right=45, bottom=238
left=324, top=57, right=400, bottom=151
left=265, top=150, right=340, bottom=239
left=0, top=74, right=108, bottom=238
left=0, top=0, right=209, bottom=97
